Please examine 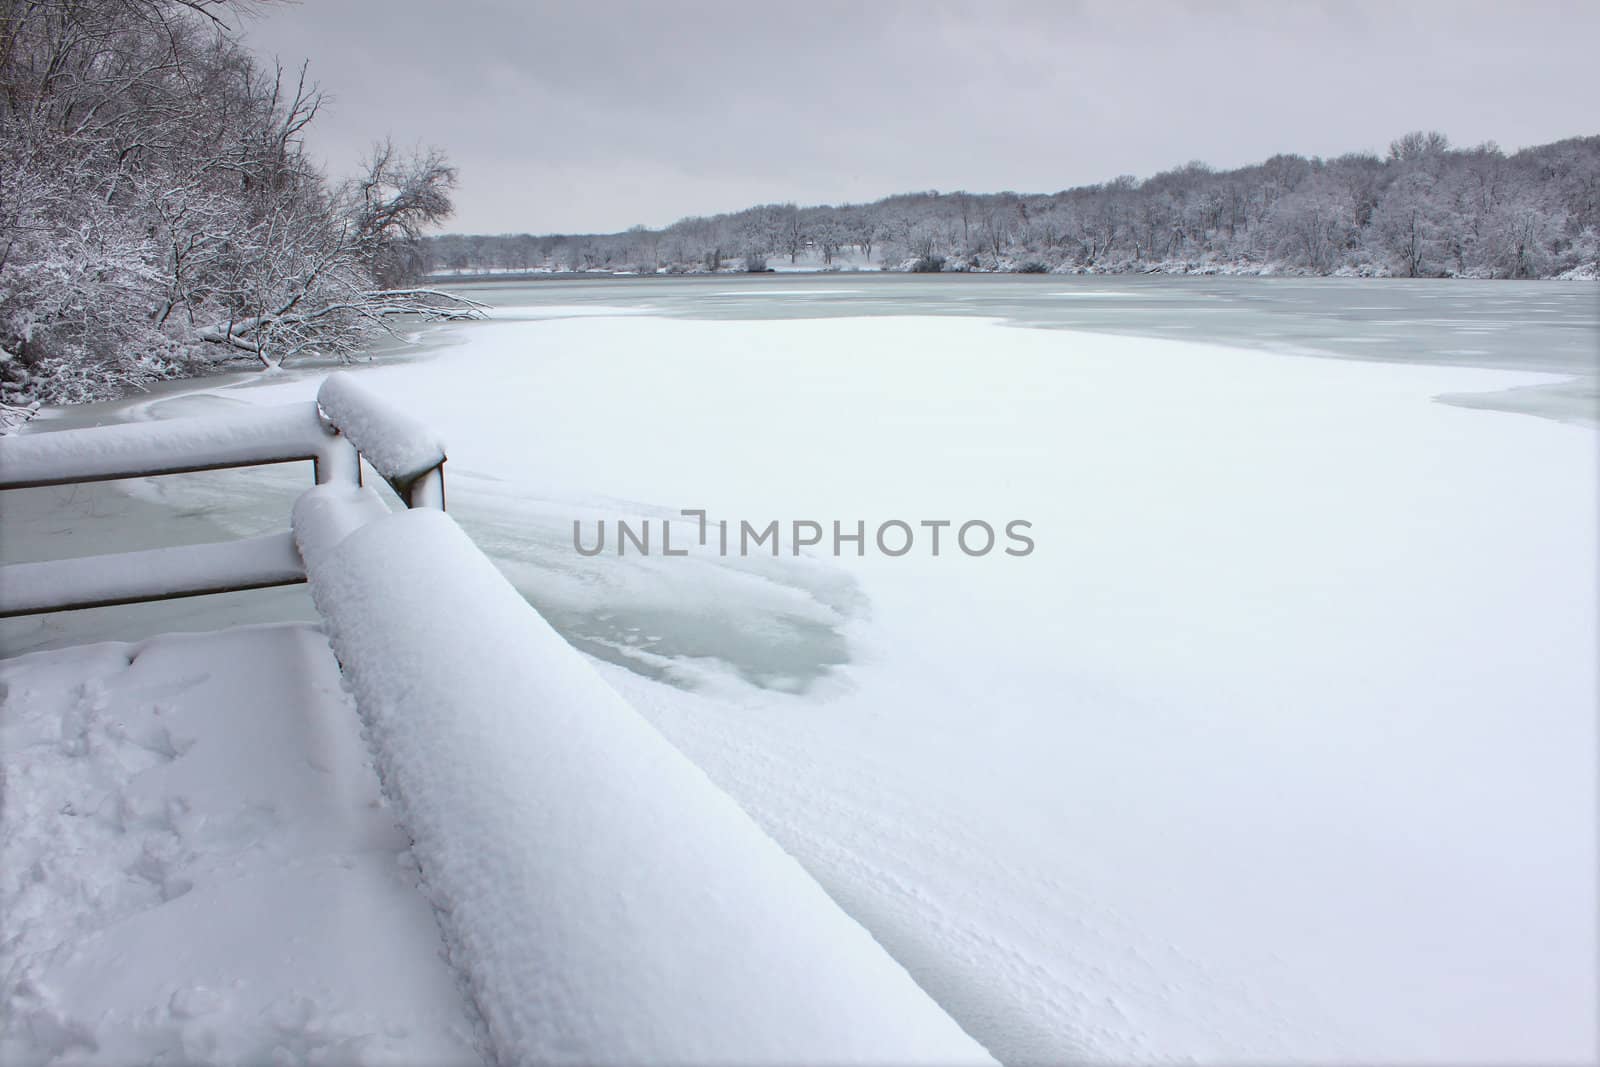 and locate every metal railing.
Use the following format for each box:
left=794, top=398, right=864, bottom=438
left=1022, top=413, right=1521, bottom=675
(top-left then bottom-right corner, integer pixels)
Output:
left=0, top=374, right=444, bottom=617
left=0, top=371, right=993, bottom=1063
